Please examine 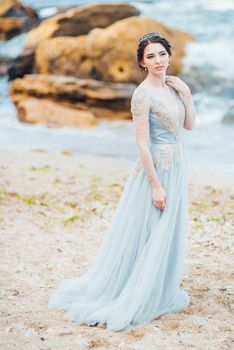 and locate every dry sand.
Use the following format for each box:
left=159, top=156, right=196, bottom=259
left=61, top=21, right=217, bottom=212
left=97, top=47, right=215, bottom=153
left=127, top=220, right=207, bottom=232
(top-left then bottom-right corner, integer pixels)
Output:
left=0, top=149, right=233, bottom=350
